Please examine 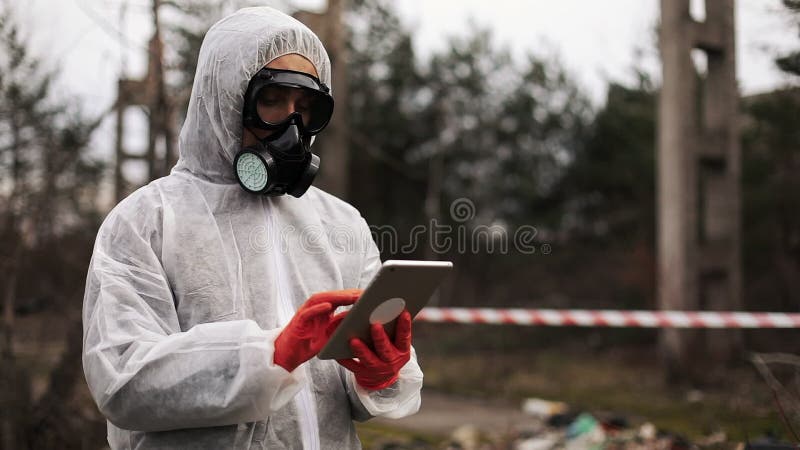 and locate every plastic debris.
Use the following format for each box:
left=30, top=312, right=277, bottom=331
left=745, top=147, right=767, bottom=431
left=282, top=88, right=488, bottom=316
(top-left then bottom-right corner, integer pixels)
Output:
left=449, top=425, right=480, bottom=450
left=522, top=398, right=569, bottom=419
left=565, top=413, right=606, bottom=450
left=514, top=433, right=561, bottom=450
